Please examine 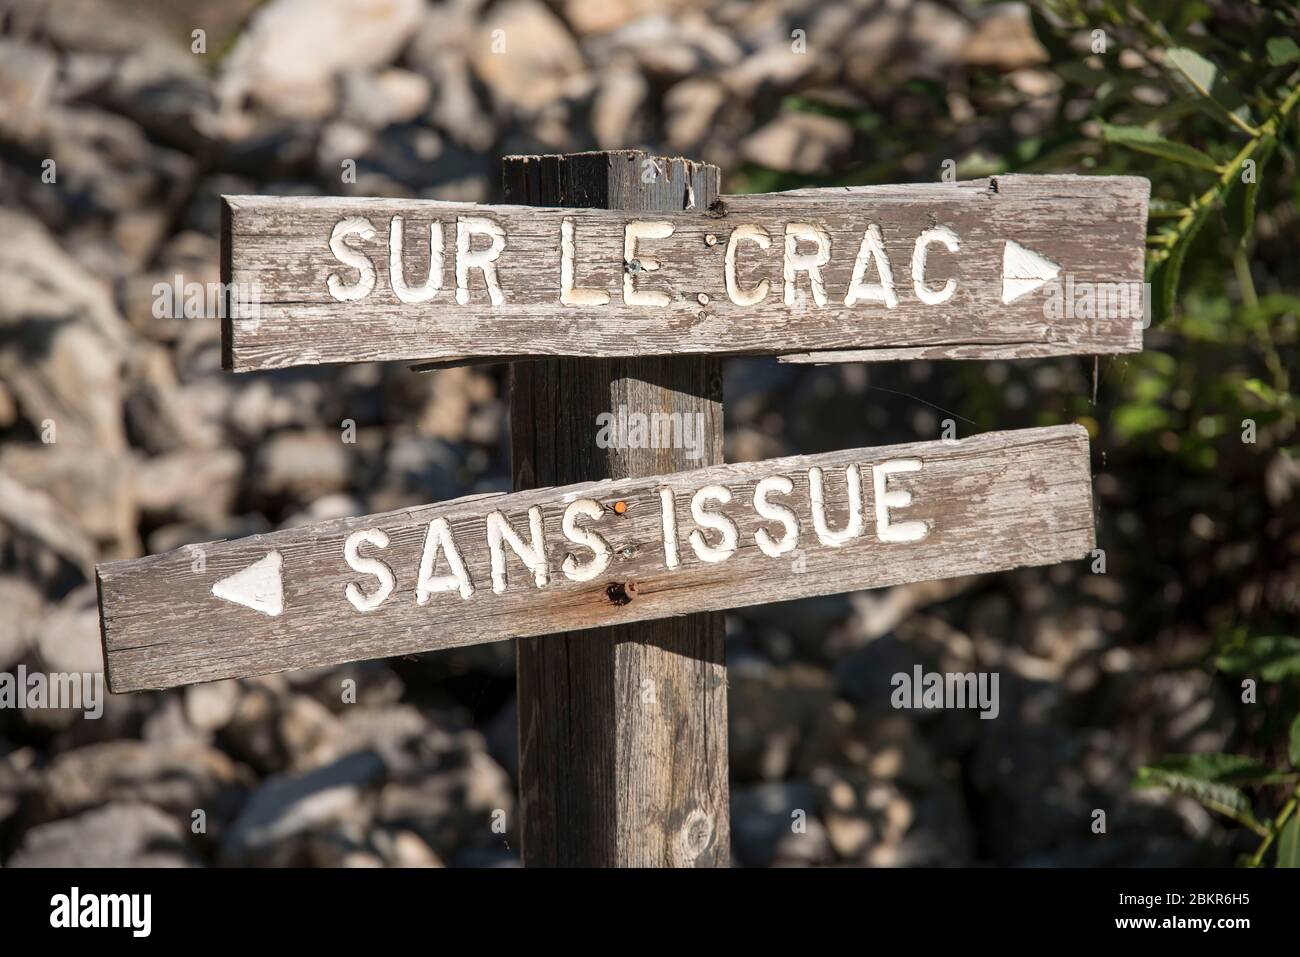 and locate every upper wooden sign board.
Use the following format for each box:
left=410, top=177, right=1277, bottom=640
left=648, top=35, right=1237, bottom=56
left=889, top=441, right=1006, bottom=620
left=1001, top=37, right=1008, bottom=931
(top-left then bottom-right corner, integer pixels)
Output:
left=98, top=425, right=1093, bottom=692
left=220, top=175, right=1149, bottom=372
